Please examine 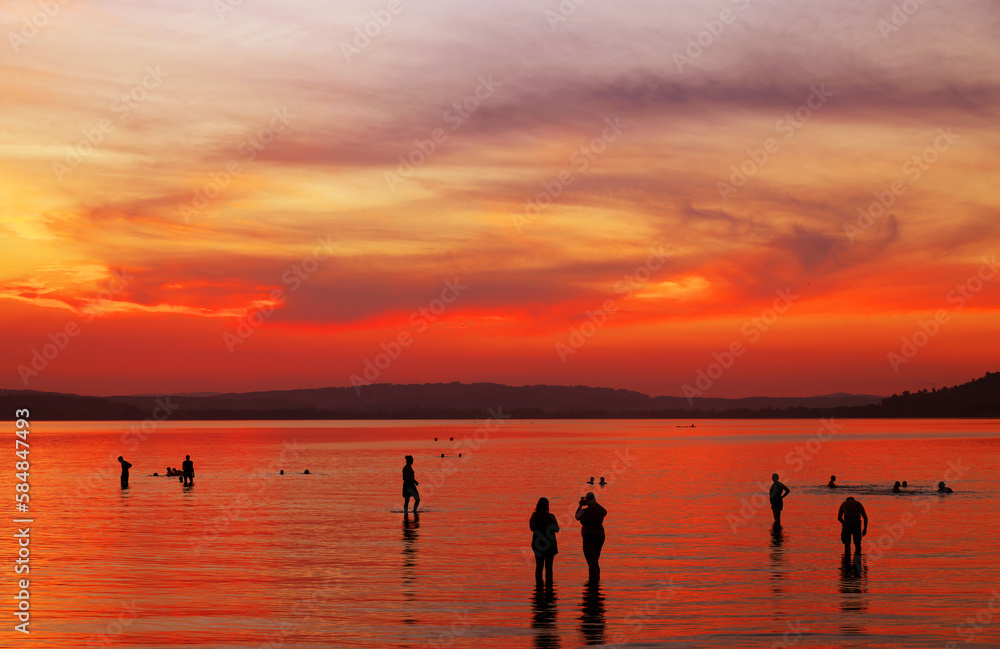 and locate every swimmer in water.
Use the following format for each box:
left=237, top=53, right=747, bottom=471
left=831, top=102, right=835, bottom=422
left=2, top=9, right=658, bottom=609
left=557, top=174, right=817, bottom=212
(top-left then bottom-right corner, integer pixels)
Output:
left=893, top=481, right=901, bottom=492
left=828, top=475, right=837, bottom=488
left=938, top=481, right=953, bottom=493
